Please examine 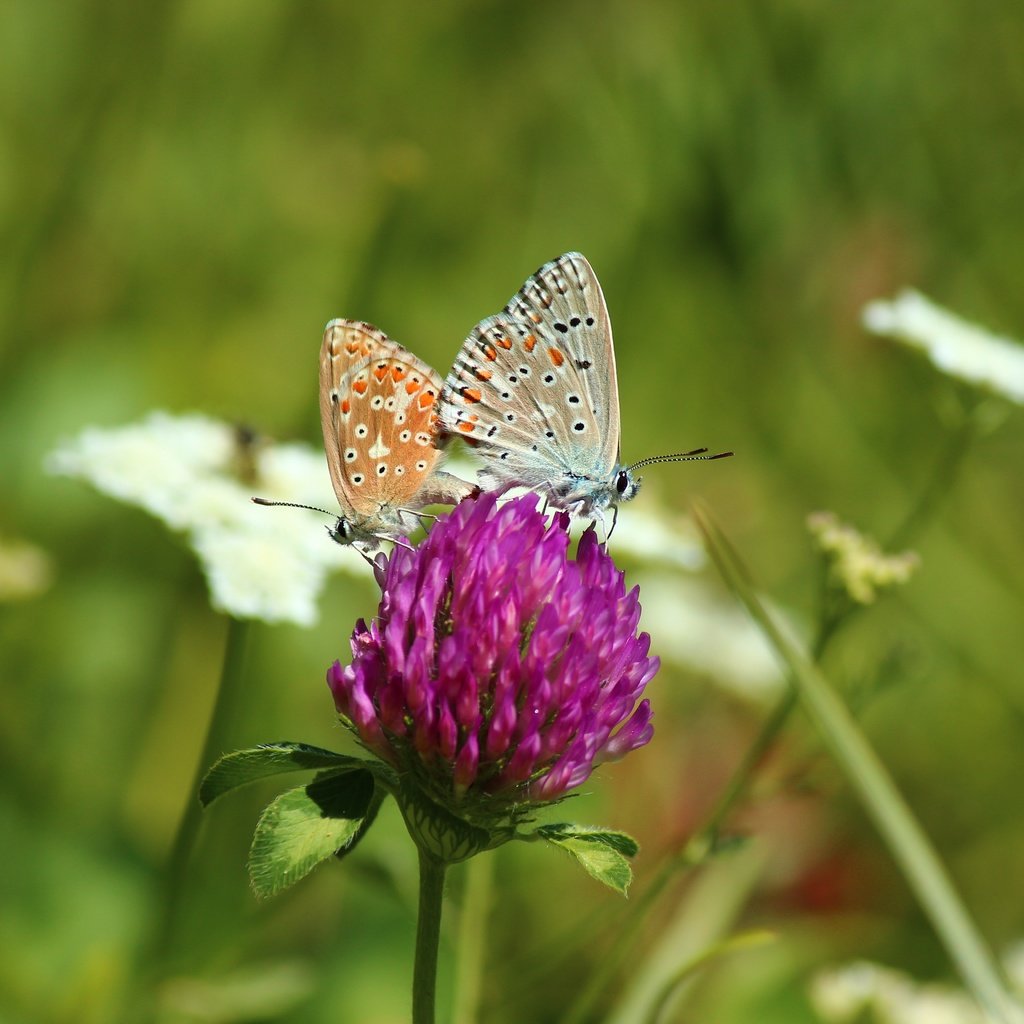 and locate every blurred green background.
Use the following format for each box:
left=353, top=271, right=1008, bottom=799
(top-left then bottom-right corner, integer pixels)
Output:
left=3, top=1, right=1024, bottom=1021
